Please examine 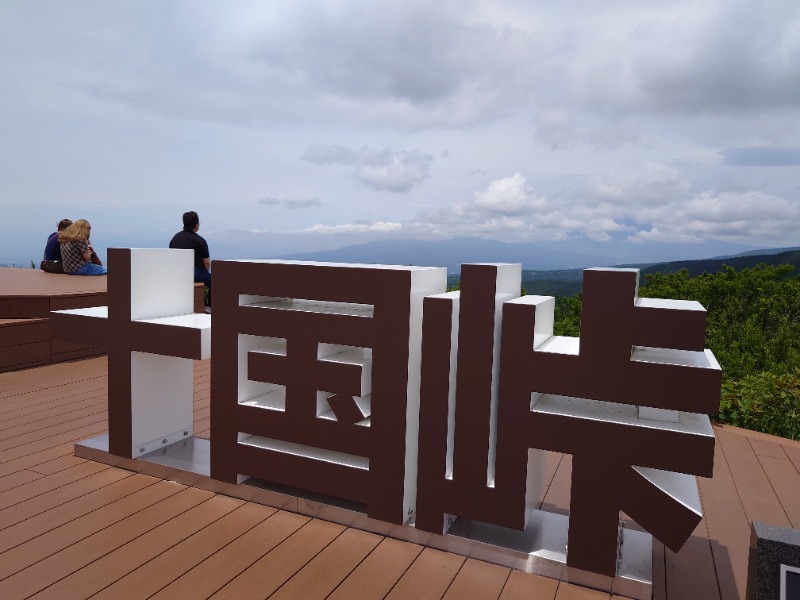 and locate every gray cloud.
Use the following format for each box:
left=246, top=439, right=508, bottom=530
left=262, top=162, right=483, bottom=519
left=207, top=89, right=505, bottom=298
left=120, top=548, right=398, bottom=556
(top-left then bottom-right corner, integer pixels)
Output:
left=259, top=197, right=321, bottom=209
left=302, top=145, right=433, bottom=192
left=304, top=163, right=800, bottom=247
left=721, top=147, right=800, bottom=167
